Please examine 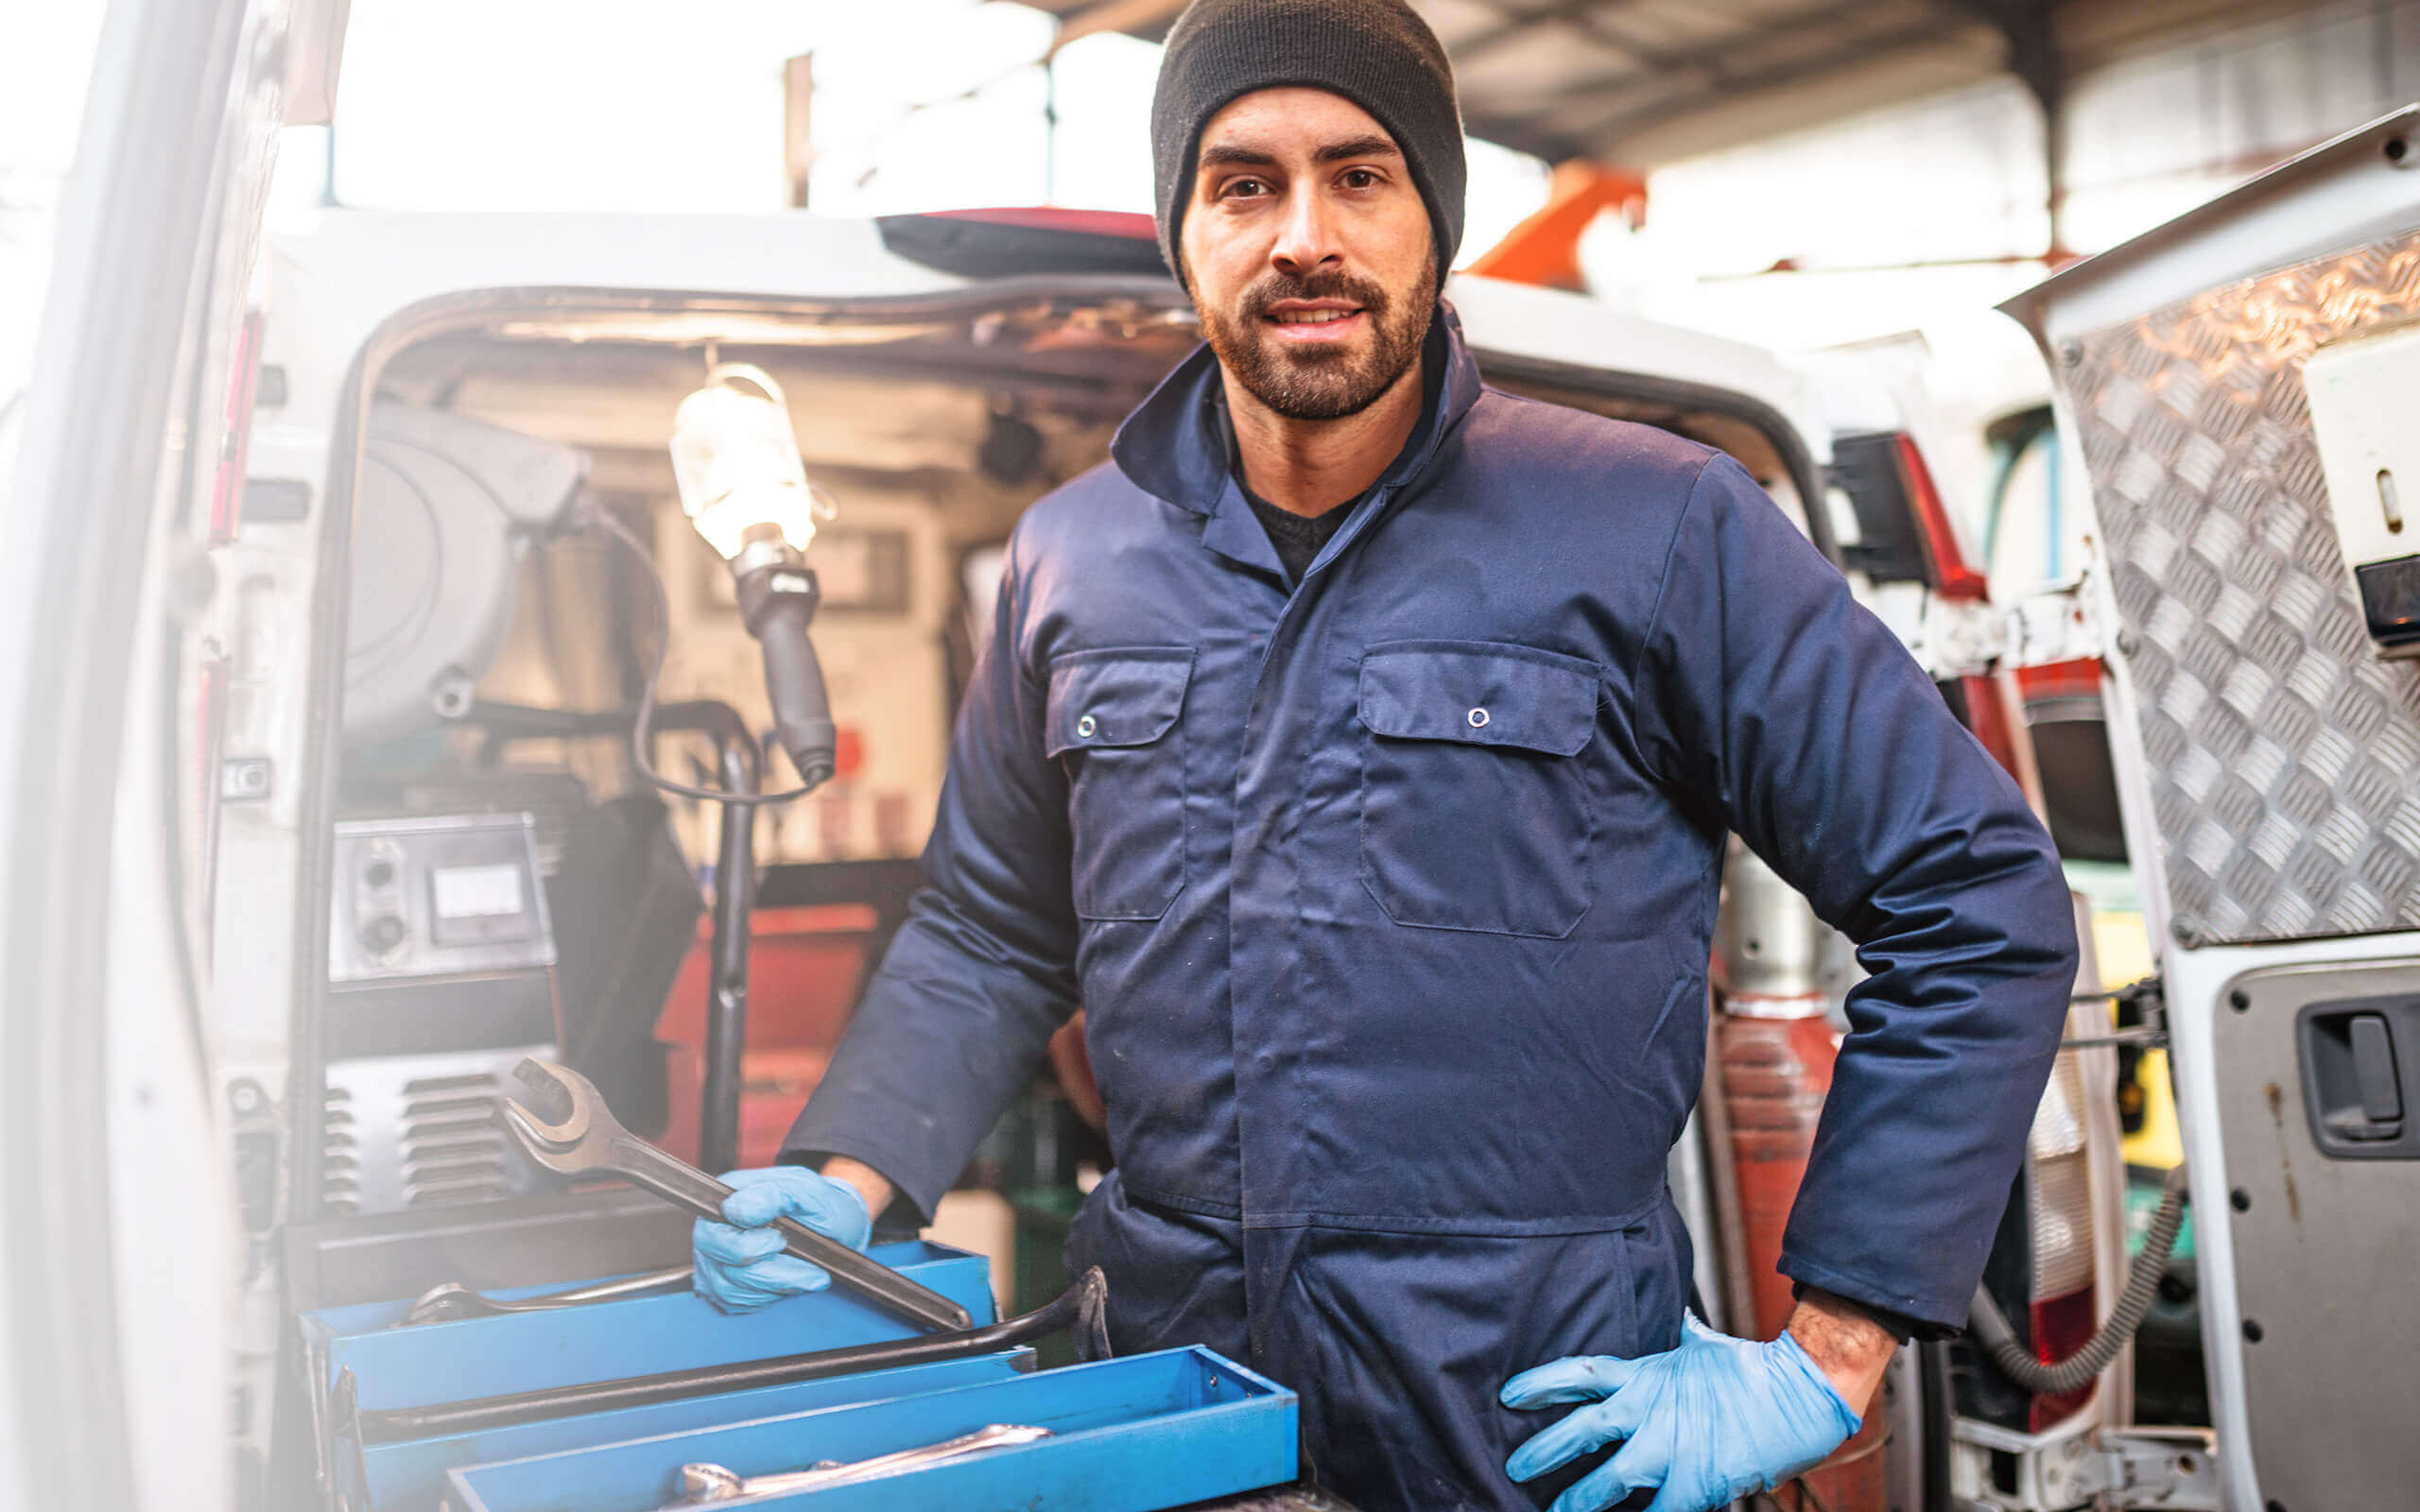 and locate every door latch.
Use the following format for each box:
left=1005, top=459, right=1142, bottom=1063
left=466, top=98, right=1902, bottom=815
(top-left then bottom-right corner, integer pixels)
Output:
left=2299, top=995, right=2418, bottom=1157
